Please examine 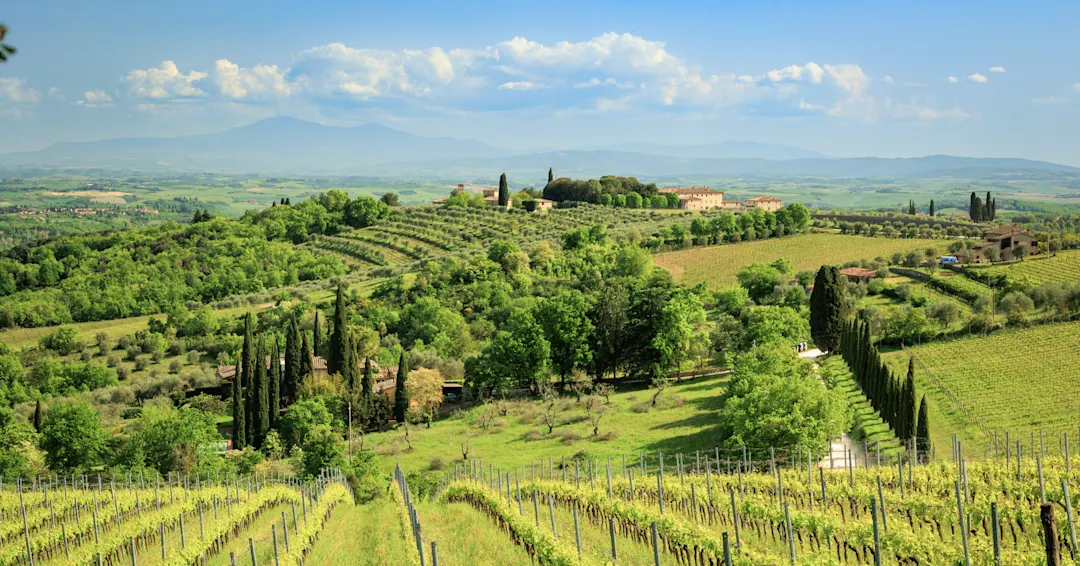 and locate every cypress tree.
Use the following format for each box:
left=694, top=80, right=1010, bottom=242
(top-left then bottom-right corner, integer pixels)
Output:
left=969, top=192, right=977, bottom=221
left=394, top=351, right=409, bottom=422
left=929, top=200, right=935, bottom=217
left=32, top=400, right=41, bottom=432
left=254, top=337, right=269, bottom=448
left=904, top=358, right=917, bottom=440
left=991, top=198, right=997, bottom=221
left=269, top=338, right=280, bottom=428
left=242, top=315, right=255, bottom=446
left=230, top=357, right=245, bottom=450
left=809, top=266, right=844, bottom=352
left=916, top=395, right=930, bottom=454
left=284, top=319, right=301, bottom=405
left=986, top=191, right=992, bottom=219
left=498, top=173, right=509, bottom=207
left=328, top=285, right=348, bottom=375
left=342, top=329, right=355, bottom=393
left=362, top=357, right=374, bottom=398
left=312, top=310, right=322, bottom=359
left=301, top=332, right=314, bottom=388
left=547, top=167, right=554, bottom=185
